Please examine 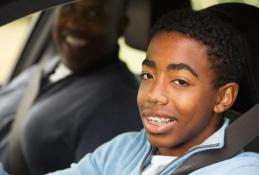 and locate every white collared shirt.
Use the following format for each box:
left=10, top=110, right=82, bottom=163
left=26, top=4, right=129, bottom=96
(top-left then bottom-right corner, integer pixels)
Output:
left=142, top=155, right=177, bottom=175
left=49, top=63, right=72, bottom=83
